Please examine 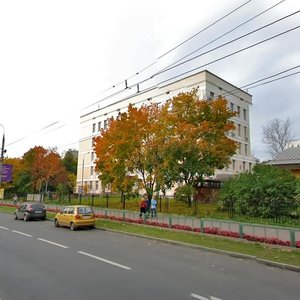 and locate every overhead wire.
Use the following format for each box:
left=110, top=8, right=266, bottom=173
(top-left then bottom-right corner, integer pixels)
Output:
left=153, top=9, right=300, bottom=77
left=8, top=22, right=299, bottom=149
left=6, top=1, right=297, bottom=152
left=56, top=65, right=300, bottom=150
left=221, top=64, right=300, bottom=96
left=155, top=25, right=300, bottom=87
left=158, top=0, right=286, bottom=73
left=6, top=1, right=253, bottom=149
left=157, top=0, right=252, bottom=59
